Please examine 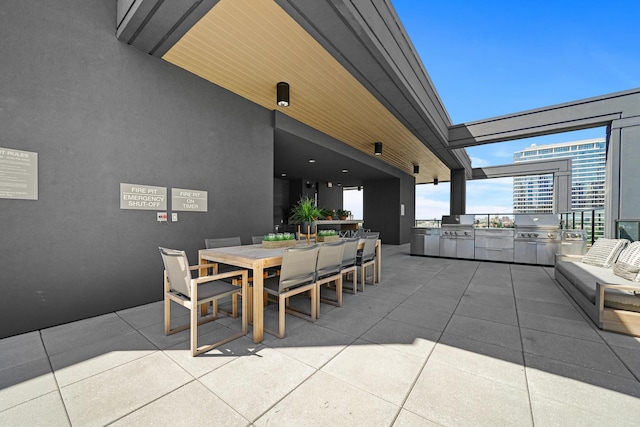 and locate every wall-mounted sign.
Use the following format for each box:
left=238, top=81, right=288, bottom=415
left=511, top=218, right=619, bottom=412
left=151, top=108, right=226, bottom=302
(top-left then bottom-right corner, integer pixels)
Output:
left=172, top=188, right=208, bottom=212
left=120, top=183, right=167, bottom=210
left=0, top=147, right=38, bottom=200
